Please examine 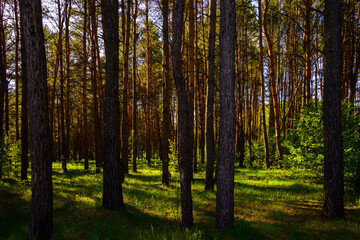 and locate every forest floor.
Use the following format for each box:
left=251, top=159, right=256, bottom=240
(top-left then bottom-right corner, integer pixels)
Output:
left=1, top=159, right=360, bottom=239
